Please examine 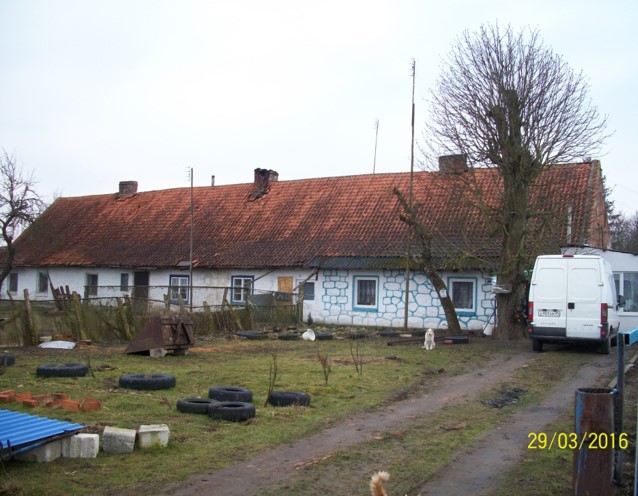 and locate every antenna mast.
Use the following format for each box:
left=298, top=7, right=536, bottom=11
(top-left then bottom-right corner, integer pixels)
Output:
left=373, top=119, right=379, bottom=173
left=189, top=167, right=194, bottom=313
left=403, top=60, right=416, bottom=332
